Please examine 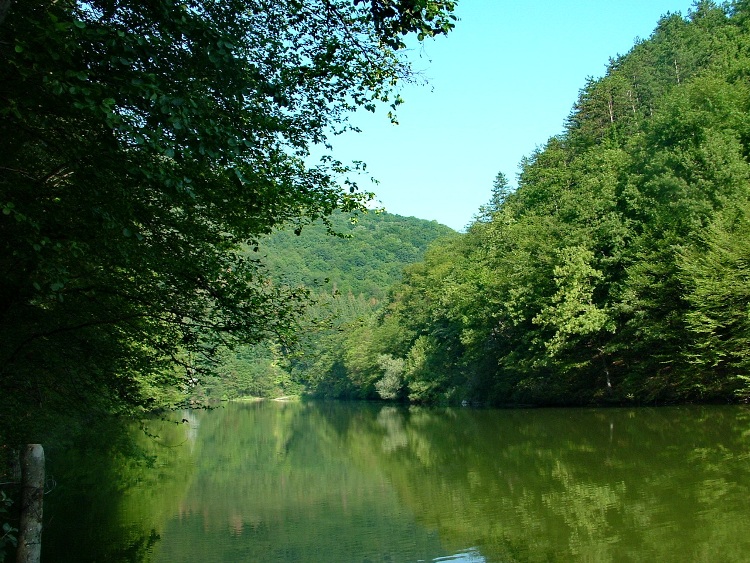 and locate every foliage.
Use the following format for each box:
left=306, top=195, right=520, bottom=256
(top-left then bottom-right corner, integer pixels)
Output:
left=0, top=0, right=456, bottom=446
left=196, top=212, right=454, bottom=401
left=261, top=210, right=455, bottom=299
left=678, top=202, right=750, bottom=399
left=374, top=354, right=405, bottom=399
left=323, top=0, right=750, bottom=406
left=192, top=342, right=298, bottom=401
left=0, top=490, right=17, bottom=563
